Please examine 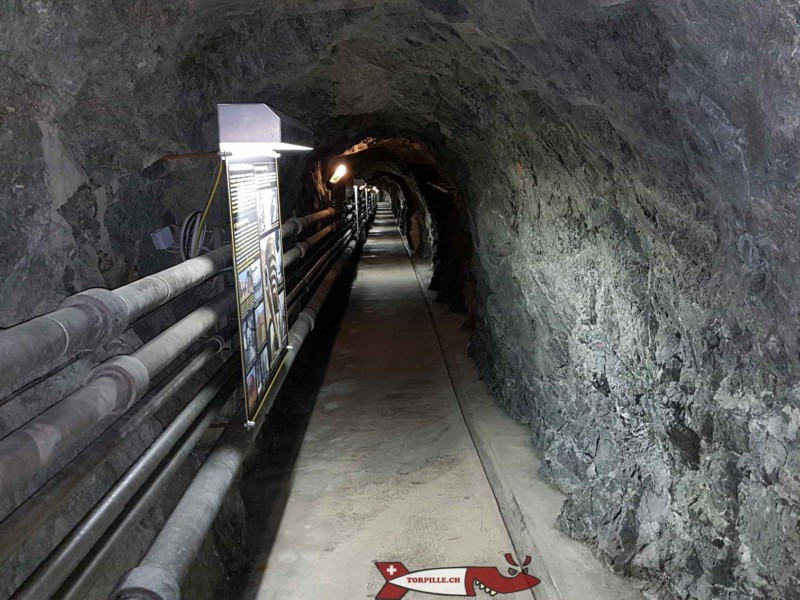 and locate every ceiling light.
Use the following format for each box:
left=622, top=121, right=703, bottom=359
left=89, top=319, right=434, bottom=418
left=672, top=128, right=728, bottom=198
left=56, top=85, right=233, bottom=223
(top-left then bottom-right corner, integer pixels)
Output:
left=329, top=164, right=347, bottom=184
